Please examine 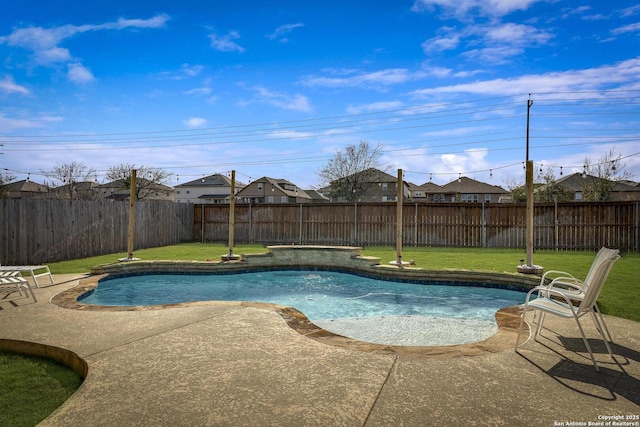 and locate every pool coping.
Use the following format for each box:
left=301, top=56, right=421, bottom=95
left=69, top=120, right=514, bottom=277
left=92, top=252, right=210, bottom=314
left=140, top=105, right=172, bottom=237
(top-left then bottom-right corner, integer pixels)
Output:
left=51, top=255, right=539, bottom=358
